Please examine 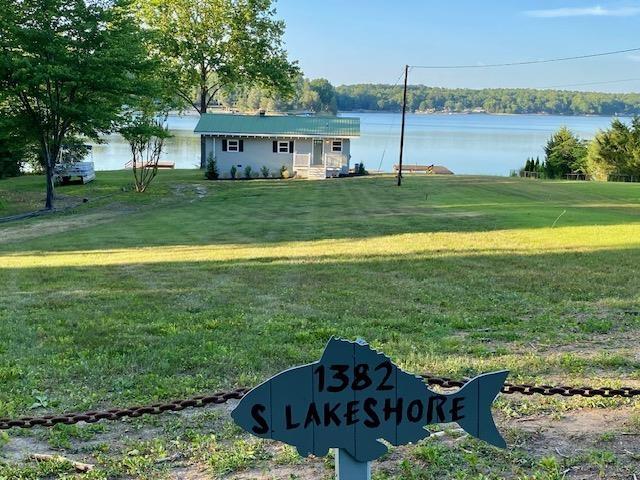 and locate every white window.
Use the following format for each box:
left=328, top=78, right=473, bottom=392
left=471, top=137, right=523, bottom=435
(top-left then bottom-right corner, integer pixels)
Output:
left=227, top=139, right=240, bottom=152
left=331, top=140, right=343, bottom=152
left=278, top=141, right=291, bottom=153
